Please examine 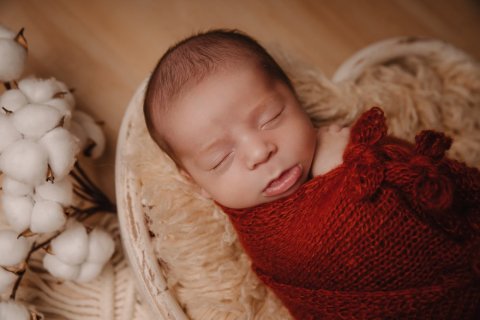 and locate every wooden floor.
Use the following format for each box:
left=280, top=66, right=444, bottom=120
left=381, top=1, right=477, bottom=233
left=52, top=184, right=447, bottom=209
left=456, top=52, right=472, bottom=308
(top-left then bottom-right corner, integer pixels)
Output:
left=1, top=0, right=479, bottom=200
